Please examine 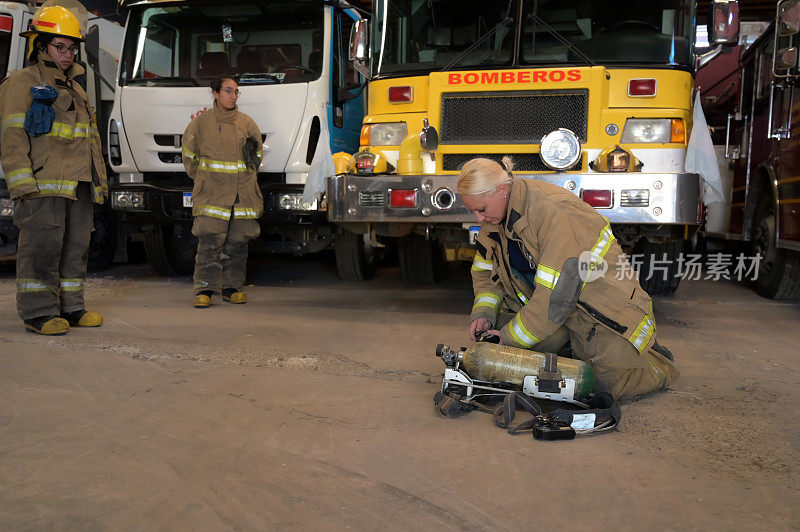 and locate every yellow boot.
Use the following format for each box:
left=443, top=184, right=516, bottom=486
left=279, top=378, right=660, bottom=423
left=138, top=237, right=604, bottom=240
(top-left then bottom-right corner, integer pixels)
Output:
left=24, top=316, right=70, bottom=335
left=222, top=289, right=246, bottom=304
left=193, top=293, right=212, bottom=308
left=61, top=310, right=103, bottom=327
